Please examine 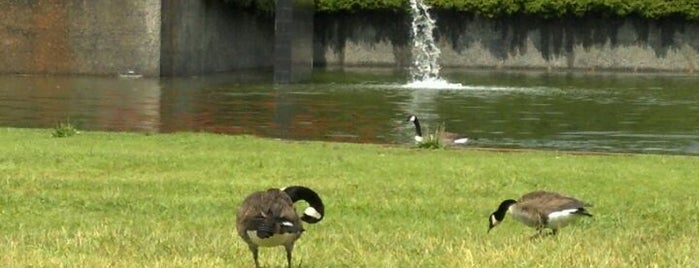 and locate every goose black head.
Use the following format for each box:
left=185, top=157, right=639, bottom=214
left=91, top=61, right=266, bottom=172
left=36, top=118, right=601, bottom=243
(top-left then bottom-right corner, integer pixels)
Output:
left=282, top=186, right=325, bottom=223
left=488, top=199, right=517, bottom=233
